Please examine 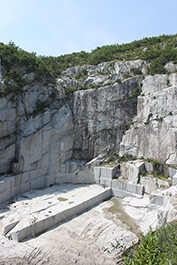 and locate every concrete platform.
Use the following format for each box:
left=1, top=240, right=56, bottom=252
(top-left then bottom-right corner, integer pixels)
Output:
left=0, top=184, right=111, bottom=242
